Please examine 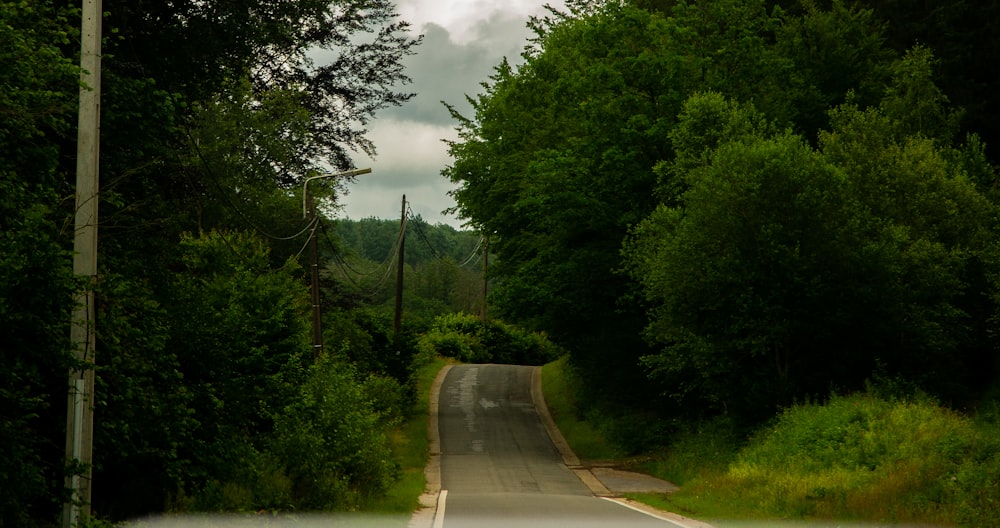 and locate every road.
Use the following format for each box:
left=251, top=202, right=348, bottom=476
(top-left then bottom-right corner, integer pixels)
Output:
left=436, top=364, right=688, bottom=528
